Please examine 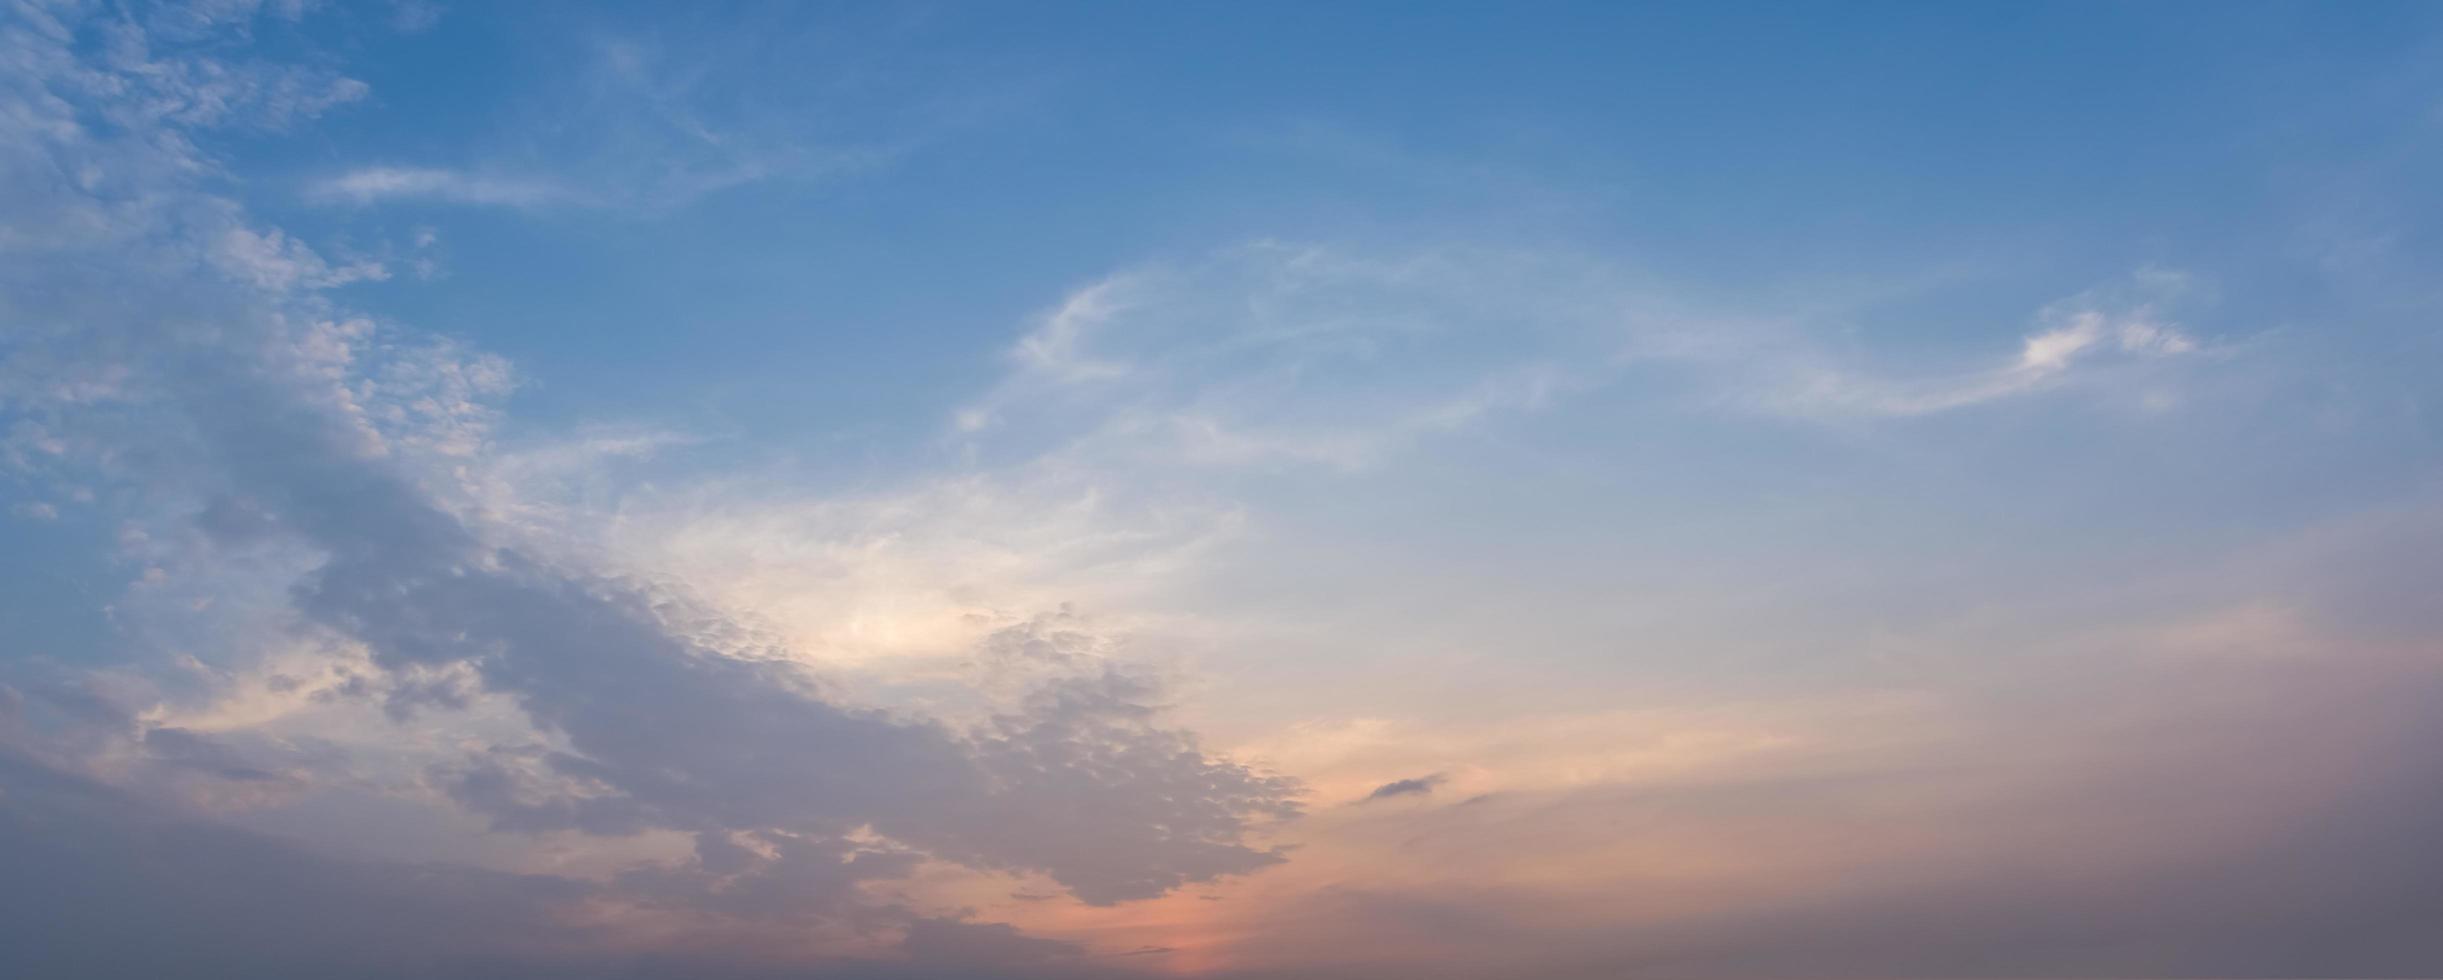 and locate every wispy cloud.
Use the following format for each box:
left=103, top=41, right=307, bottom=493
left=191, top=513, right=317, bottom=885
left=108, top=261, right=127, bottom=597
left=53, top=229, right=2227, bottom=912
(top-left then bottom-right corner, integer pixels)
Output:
left=305, top=167, right=579, bottom=208
left=955, top=243, right=1619, bottom=471
left=1747, top=276, right=2206, bottom=419
left=304, top=30, right=906, bottom=213
left=955, top=243, right=2216, bottom=487
left=212, top=227, right=389, bottom=289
